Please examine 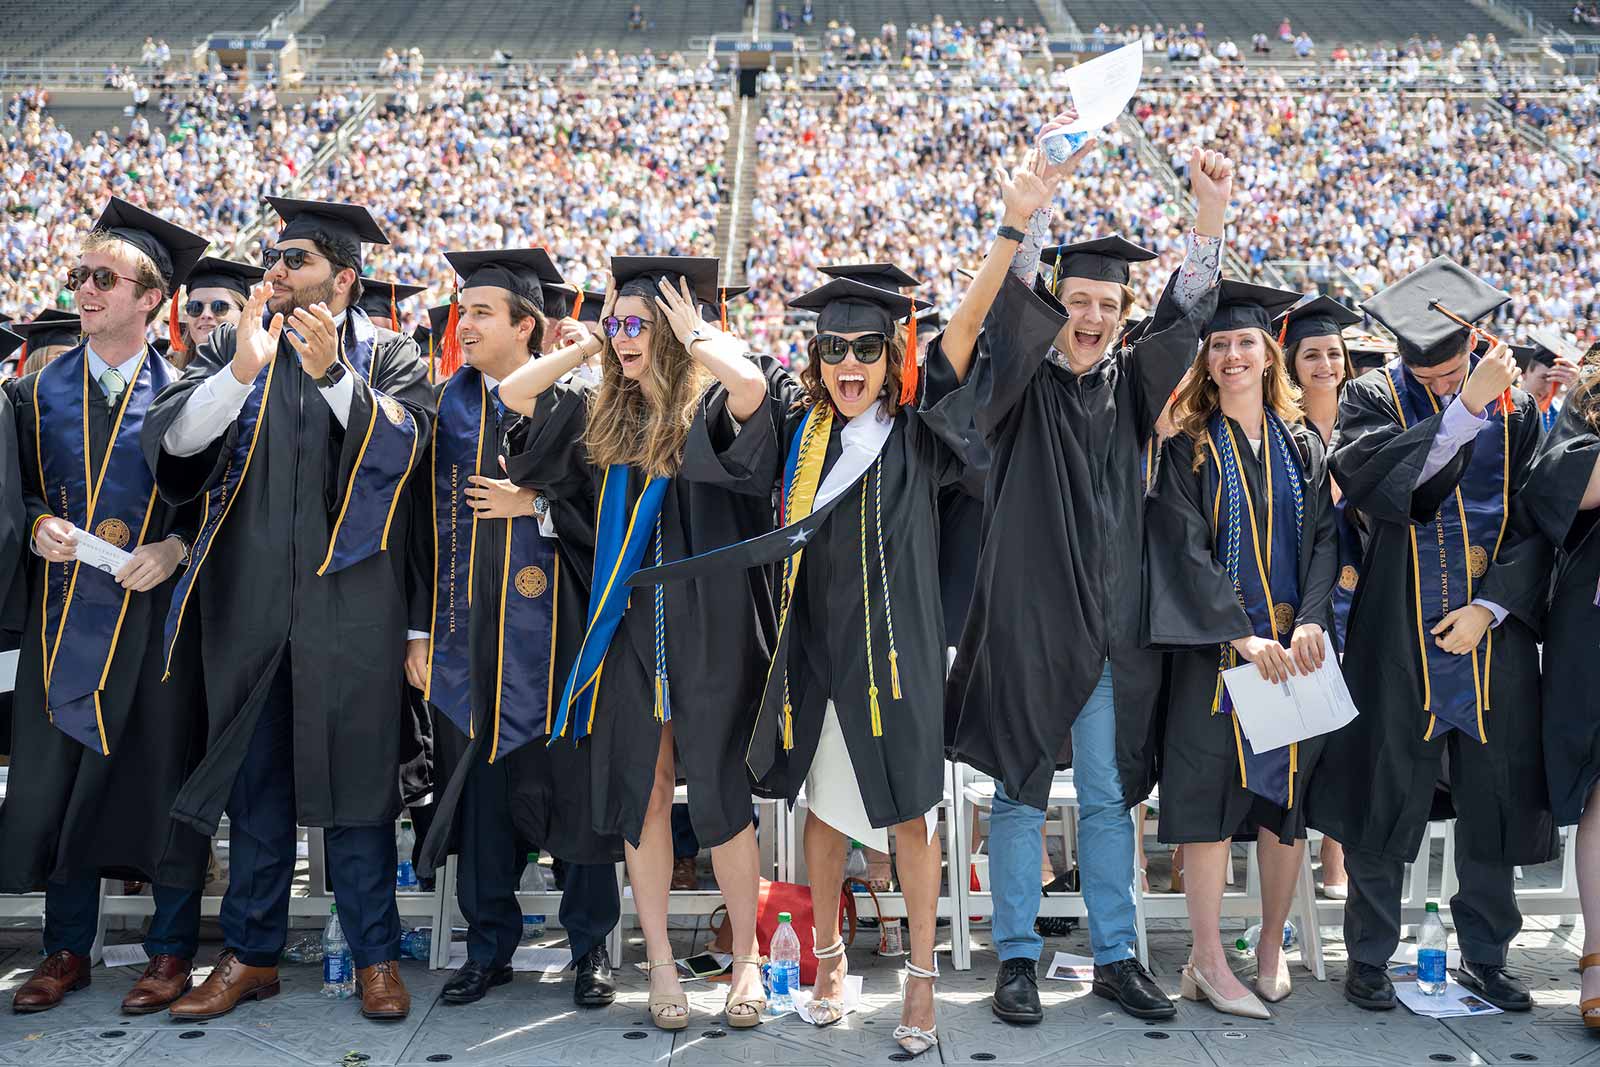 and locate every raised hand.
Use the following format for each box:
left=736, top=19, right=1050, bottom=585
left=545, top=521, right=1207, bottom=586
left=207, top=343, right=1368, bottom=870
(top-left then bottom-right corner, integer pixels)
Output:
left=1459, top=341, right=1520, bottom=415
left=1188, top=149, right=1235, bottom=238
left=1034, top=107, right=1097, bottom=183
left=287, top=302, right=341, bottom=380
left=230, top=282, right=284, bottom=386
left=657, top=276, right=709, bottom=350
left=997, top=148, right=1057, bottom=227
